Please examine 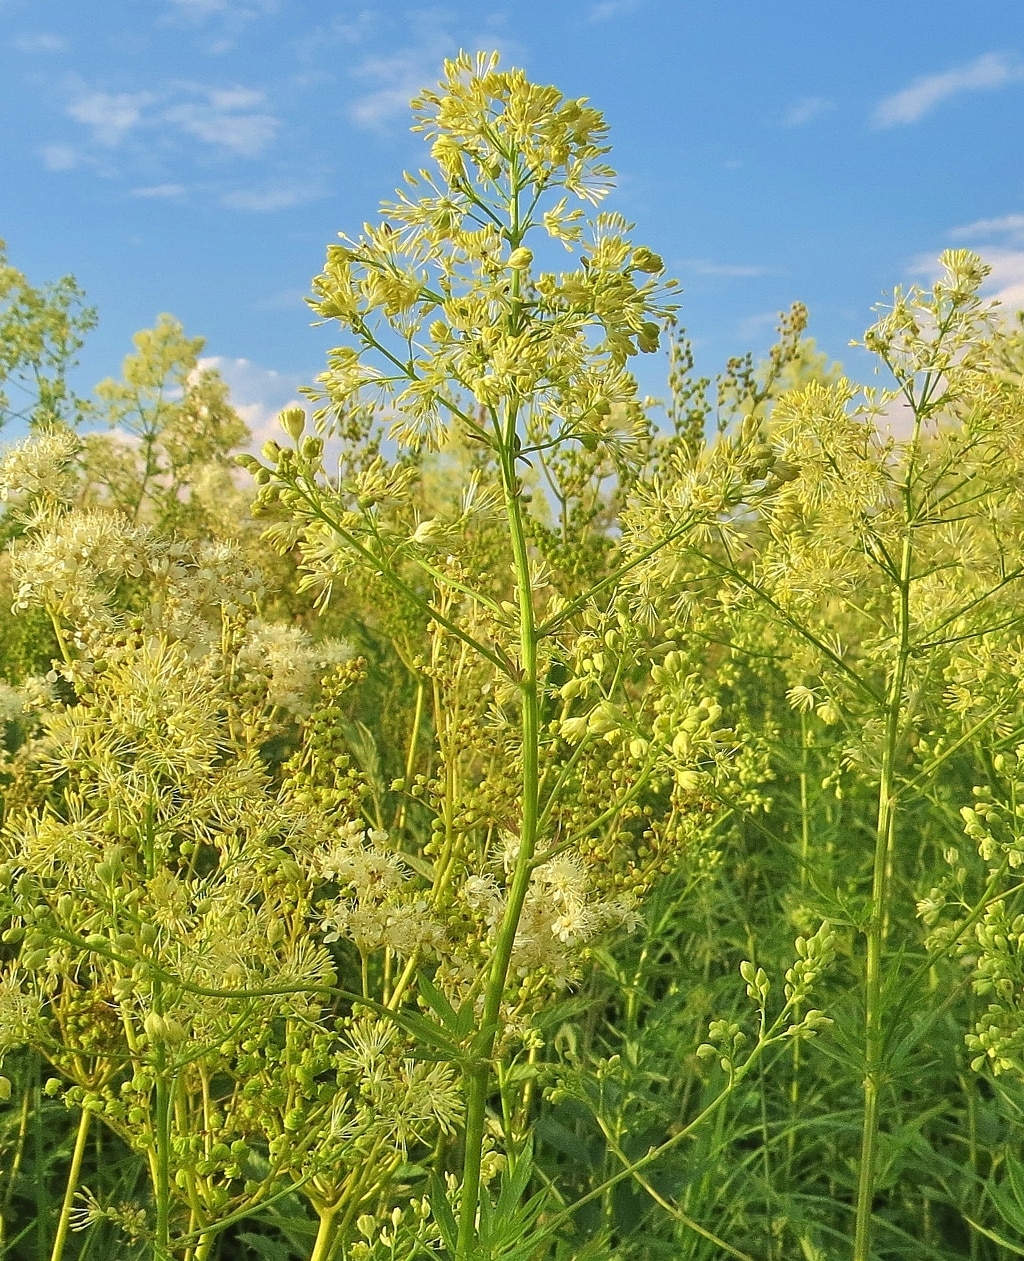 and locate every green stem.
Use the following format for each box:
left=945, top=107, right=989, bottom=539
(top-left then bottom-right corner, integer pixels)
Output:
left=192, top=1233, right=216, bottom=1261
left=49, top=1105, right=91, bottom=1261
left=456, top=413, right=541, bottom=1259
left=787, top=713, right=811, bottom=1176
left=852, top=436, right=918, bottom=1261
left=309, top=1205, right=340, bottom=1261
left=47, top=609, right=72, bottom=666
